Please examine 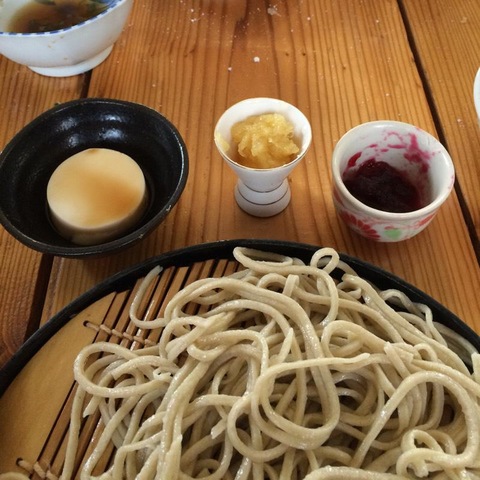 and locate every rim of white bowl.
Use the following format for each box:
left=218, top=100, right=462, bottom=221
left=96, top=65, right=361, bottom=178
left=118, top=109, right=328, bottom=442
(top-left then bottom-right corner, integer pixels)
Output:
left=0, top=0, right=126, bottom=36
left=331, top=120, right=455, bottom=220
left=474, top=68, right=480, bottom=121
left=214, top=97, right=312, bottom=172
